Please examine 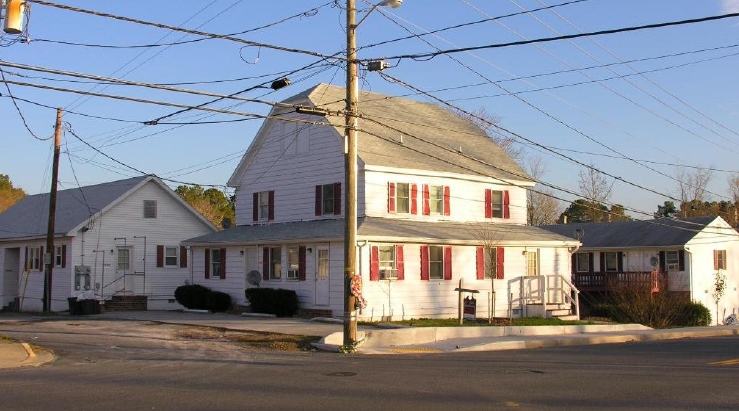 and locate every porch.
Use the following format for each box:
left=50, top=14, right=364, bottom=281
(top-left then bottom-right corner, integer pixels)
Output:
left=572, top=271, right=668, bottom=293
left=507, top=275, right=581, bottom=320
